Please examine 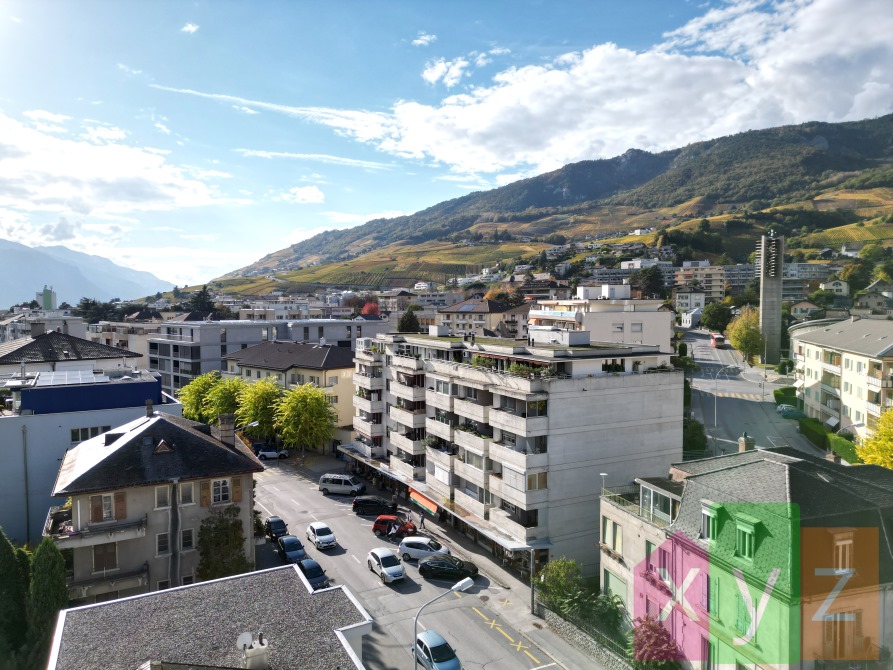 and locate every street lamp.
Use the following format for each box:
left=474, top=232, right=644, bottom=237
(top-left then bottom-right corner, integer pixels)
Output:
left=412, top=577, right=474, bottom=668
left=714, top=364, right=741, bottom=428
left=600, top=472, right=608, bottom=494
